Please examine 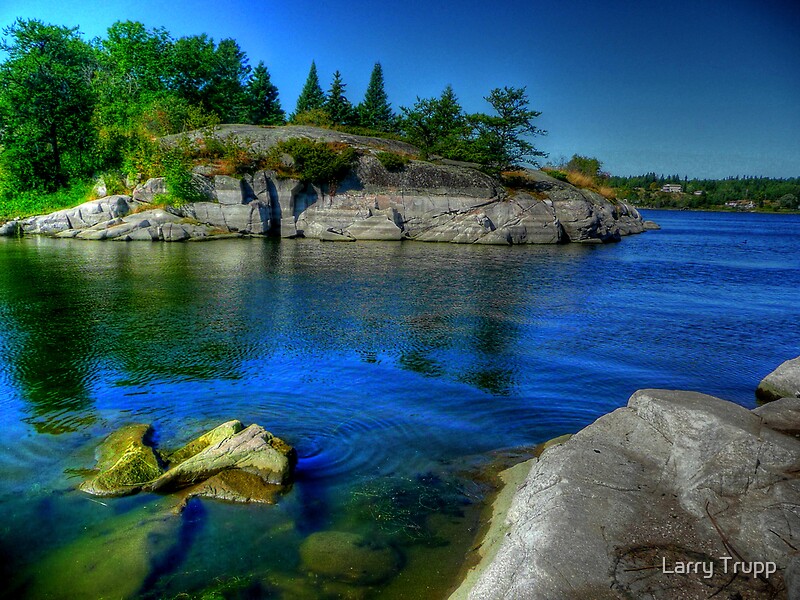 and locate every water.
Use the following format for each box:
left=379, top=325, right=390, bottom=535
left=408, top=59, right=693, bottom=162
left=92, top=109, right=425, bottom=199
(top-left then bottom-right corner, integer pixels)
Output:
left=0, top=210, right=798, bottom=598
